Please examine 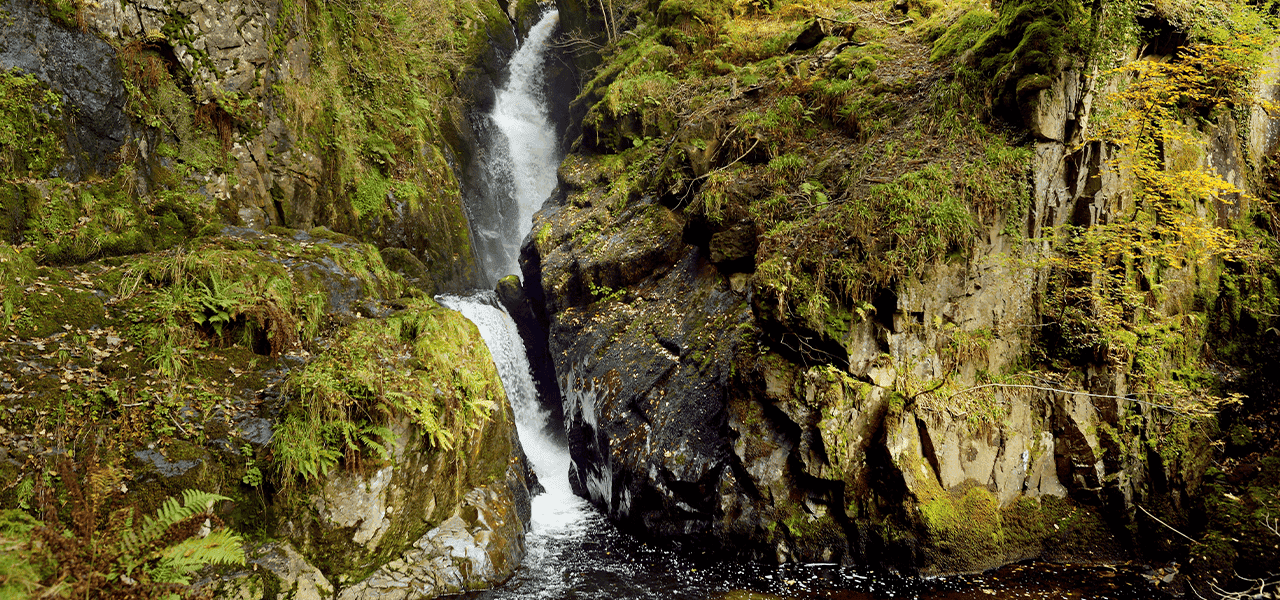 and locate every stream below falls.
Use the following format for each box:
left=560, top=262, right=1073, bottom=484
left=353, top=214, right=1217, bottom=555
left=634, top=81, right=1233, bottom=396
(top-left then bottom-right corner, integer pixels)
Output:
left=440, top=9, right=1164, bottom=600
